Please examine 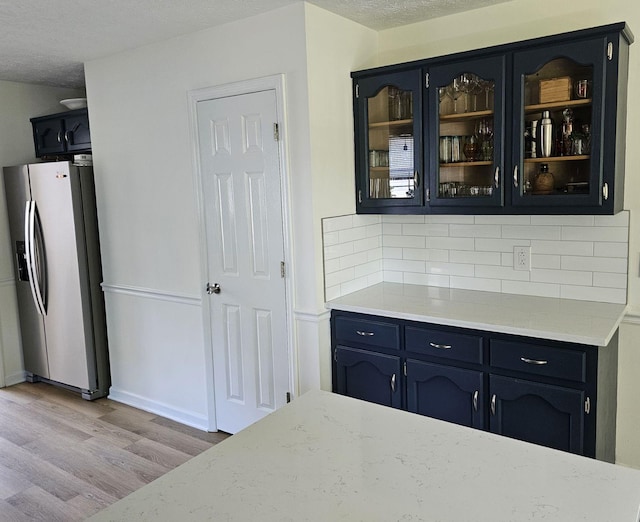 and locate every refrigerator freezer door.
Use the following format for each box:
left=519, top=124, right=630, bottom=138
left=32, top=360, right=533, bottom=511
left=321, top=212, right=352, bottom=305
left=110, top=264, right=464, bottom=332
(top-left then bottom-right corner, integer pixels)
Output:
left=28, top=162, right=93, bottom=390
left=2, top=165, right=49, bottom=378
